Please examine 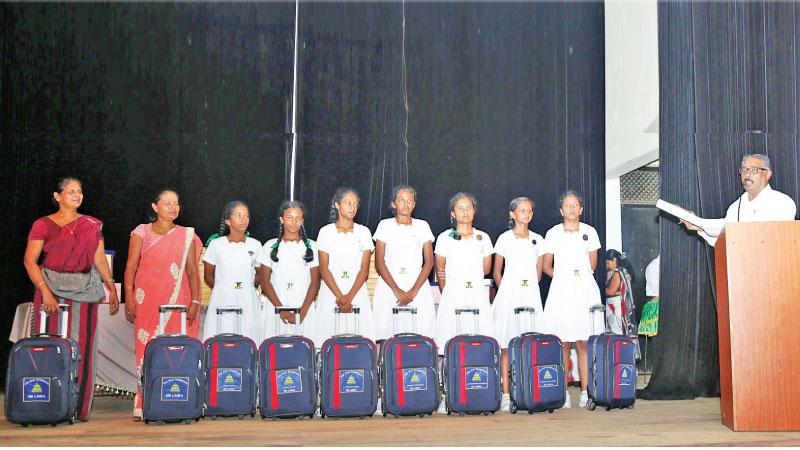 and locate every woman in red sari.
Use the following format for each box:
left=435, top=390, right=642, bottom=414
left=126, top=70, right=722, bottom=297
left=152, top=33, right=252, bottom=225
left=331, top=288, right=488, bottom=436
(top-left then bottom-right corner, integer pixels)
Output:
left=124, top=189, right=202, bottom=420
left=23, top=177, right=120, bottom=422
